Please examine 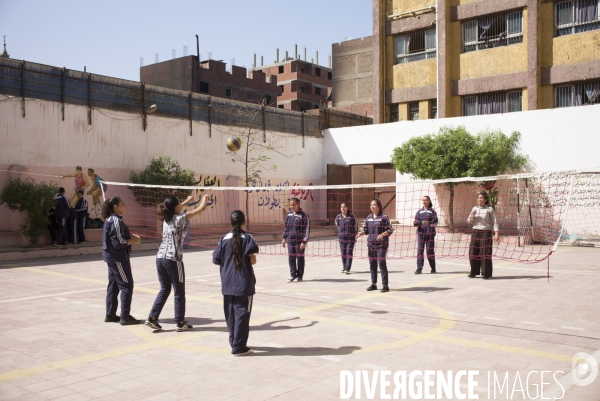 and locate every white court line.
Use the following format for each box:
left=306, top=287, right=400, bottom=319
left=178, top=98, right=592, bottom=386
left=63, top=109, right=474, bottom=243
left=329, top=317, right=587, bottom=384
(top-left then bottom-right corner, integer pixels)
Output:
left=89, top=304, right=102, bottom=308
left=520, top=321, right=541, bottom=325
left=484, top=317, right=502, bottom=321
left=360, top=363, right=389, bottom=371
left=319, top=296, right=334, bottom=299
left=295, top=293, right=309, bottom=296
left=372, top=302, right=387, bottom=306
left=401, top=306, right=418, bottom=310
left=54, top=297, right=68, bottom=301
left=283, top=312, right=298, bottom=317
left=255, top=286, right=265, bottom=289
left=196, top=279, right=207, bottom=282
left=319, top=355, right=341, bottom=362
left=263, top=343, right=285, bottom=348
left=449, top=312, right=467, bottom=316
left=561, top=326, right=584, bottom=331
left=71, top=301, right=84, bottom=305
left=343, top=299, right=359, bottom=303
